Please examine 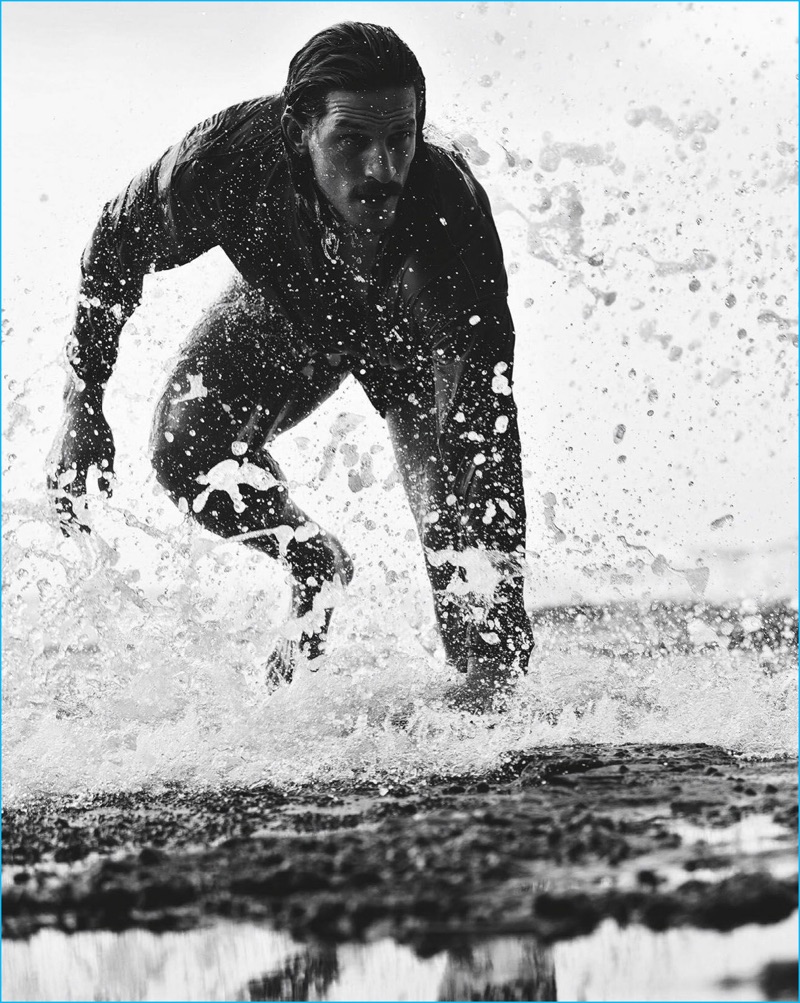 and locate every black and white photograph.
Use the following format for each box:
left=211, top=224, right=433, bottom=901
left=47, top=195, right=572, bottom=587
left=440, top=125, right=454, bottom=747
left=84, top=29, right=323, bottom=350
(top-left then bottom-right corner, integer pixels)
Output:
left=2, top=2, right=797, bottom=1000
